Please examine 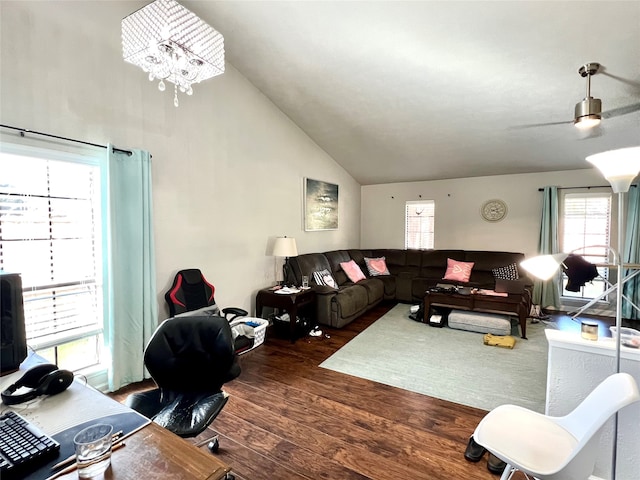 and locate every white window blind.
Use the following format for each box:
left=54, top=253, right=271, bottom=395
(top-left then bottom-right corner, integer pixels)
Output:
left=562, top=192, right=611, bottom=260
left=405, top=200, right=435, bottom=249
left=0, top=150, right=103, bottom=349
left=561, top=192, right=611, bottom=299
